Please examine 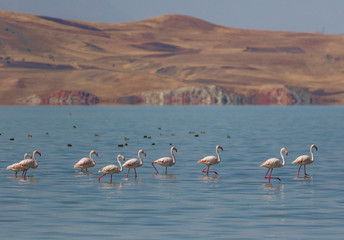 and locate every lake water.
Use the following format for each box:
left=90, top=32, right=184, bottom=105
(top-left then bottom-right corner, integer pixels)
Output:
left=0, top=106, right=343, bottom=239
